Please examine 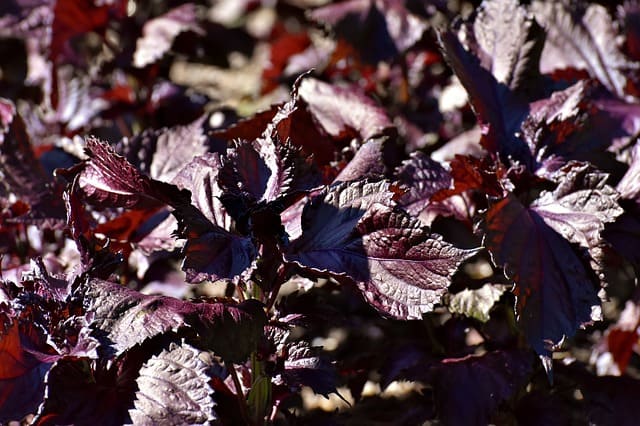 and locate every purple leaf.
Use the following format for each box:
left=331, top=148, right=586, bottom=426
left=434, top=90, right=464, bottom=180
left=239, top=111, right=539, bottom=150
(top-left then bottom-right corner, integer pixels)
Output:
left=298, top=77, right=392, bottom=142
left=484, top=195, right=601, bottom=356
left=286, top=180, right=477, bottom=319
left=170, top=153, right=257, bottom=282
left=532, top=1, right=637, bottom=99
left=309, top=0, right=427, bottom=63
left=531, top=162, right=623, bottom=257
left=32, top=353, right=141, bottom=426
left=457, top=0, right=545, bottom=93
left=129, top=343, right=217, bottom=424
left=116, top=114, right=209, bottom=183
left=81, top=278, right=266, bottom=363
left=395, top=151, right=452, bottom=217
left=437, top=30, right=532, bottom=165
left=134, top=3, right=203, bottom=68
left=427, top=350, right=533, bottom=426
left=64, top=137, right=190, bottom=210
